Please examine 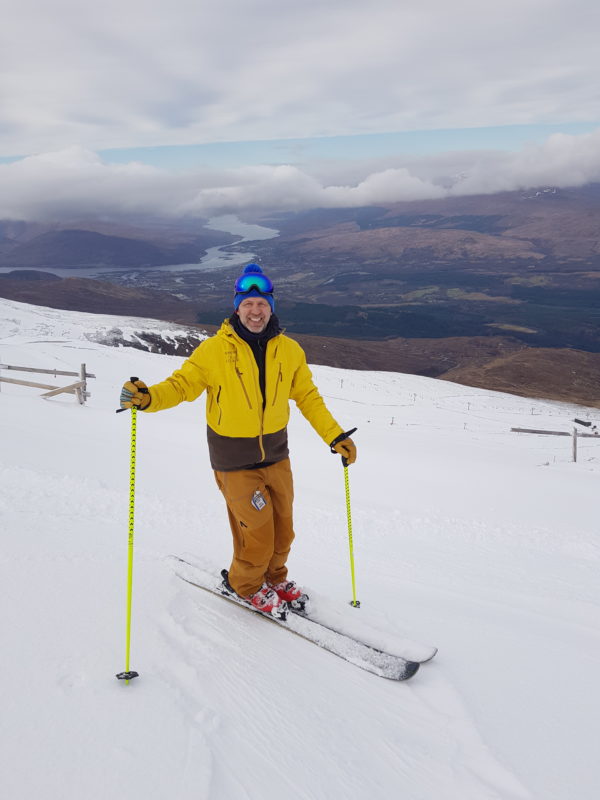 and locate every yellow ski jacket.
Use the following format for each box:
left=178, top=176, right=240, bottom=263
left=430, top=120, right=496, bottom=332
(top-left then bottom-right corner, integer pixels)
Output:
left=145, top=319, right=344, bottom=471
